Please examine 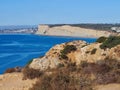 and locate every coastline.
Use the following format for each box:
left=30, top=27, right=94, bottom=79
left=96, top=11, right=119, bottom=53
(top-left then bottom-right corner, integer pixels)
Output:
left=36, top=25, right=112, bottom=38
left=36, top=34, right=98, bottom=39
left=0, top=33, right=97, bottom=39
left=0, top=34, right=97, bottom=74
